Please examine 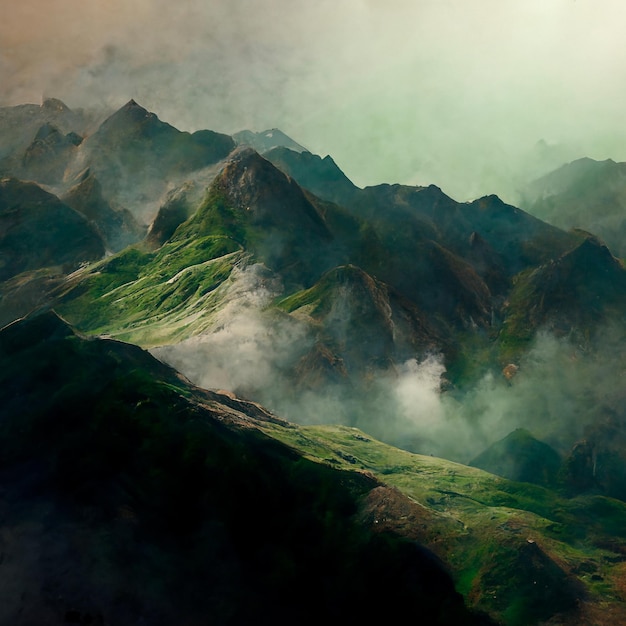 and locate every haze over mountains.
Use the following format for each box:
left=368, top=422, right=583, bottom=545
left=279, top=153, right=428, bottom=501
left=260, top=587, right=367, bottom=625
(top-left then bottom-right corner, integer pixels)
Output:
left=5, top=1, right=626, bottom=203
left=2, top=97, right=626, bottom=463
left=3, top=96, right=626, bottom=624
left=520, top=156, right=626, bottom=257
